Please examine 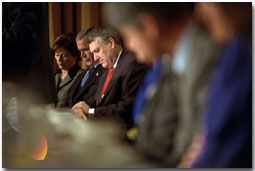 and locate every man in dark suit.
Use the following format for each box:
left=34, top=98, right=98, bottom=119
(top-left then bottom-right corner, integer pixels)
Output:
left=72, top=27, right=147, bottom=127
left=69, top=28, right=105, bottom=108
